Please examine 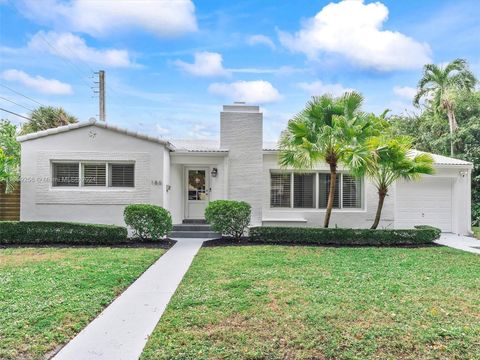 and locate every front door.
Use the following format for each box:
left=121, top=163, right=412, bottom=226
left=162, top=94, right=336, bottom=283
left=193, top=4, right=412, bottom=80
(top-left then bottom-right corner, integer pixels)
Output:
left=185, top=168, right=209, bottom=219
